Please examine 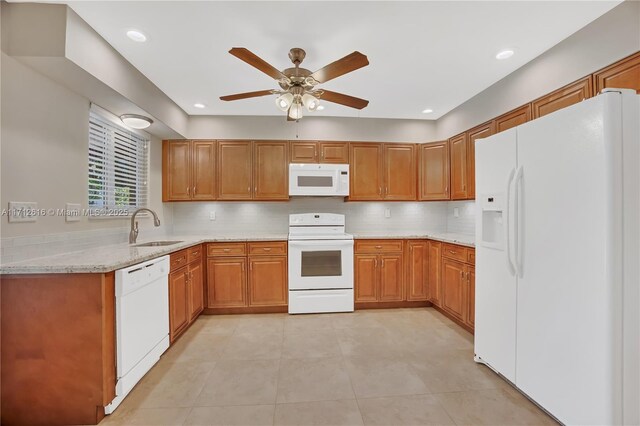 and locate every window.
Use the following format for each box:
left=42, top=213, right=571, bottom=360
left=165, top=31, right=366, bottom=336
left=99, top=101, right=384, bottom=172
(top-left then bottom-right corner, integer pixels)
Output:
left=88, top=107, right=149, bottom=215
